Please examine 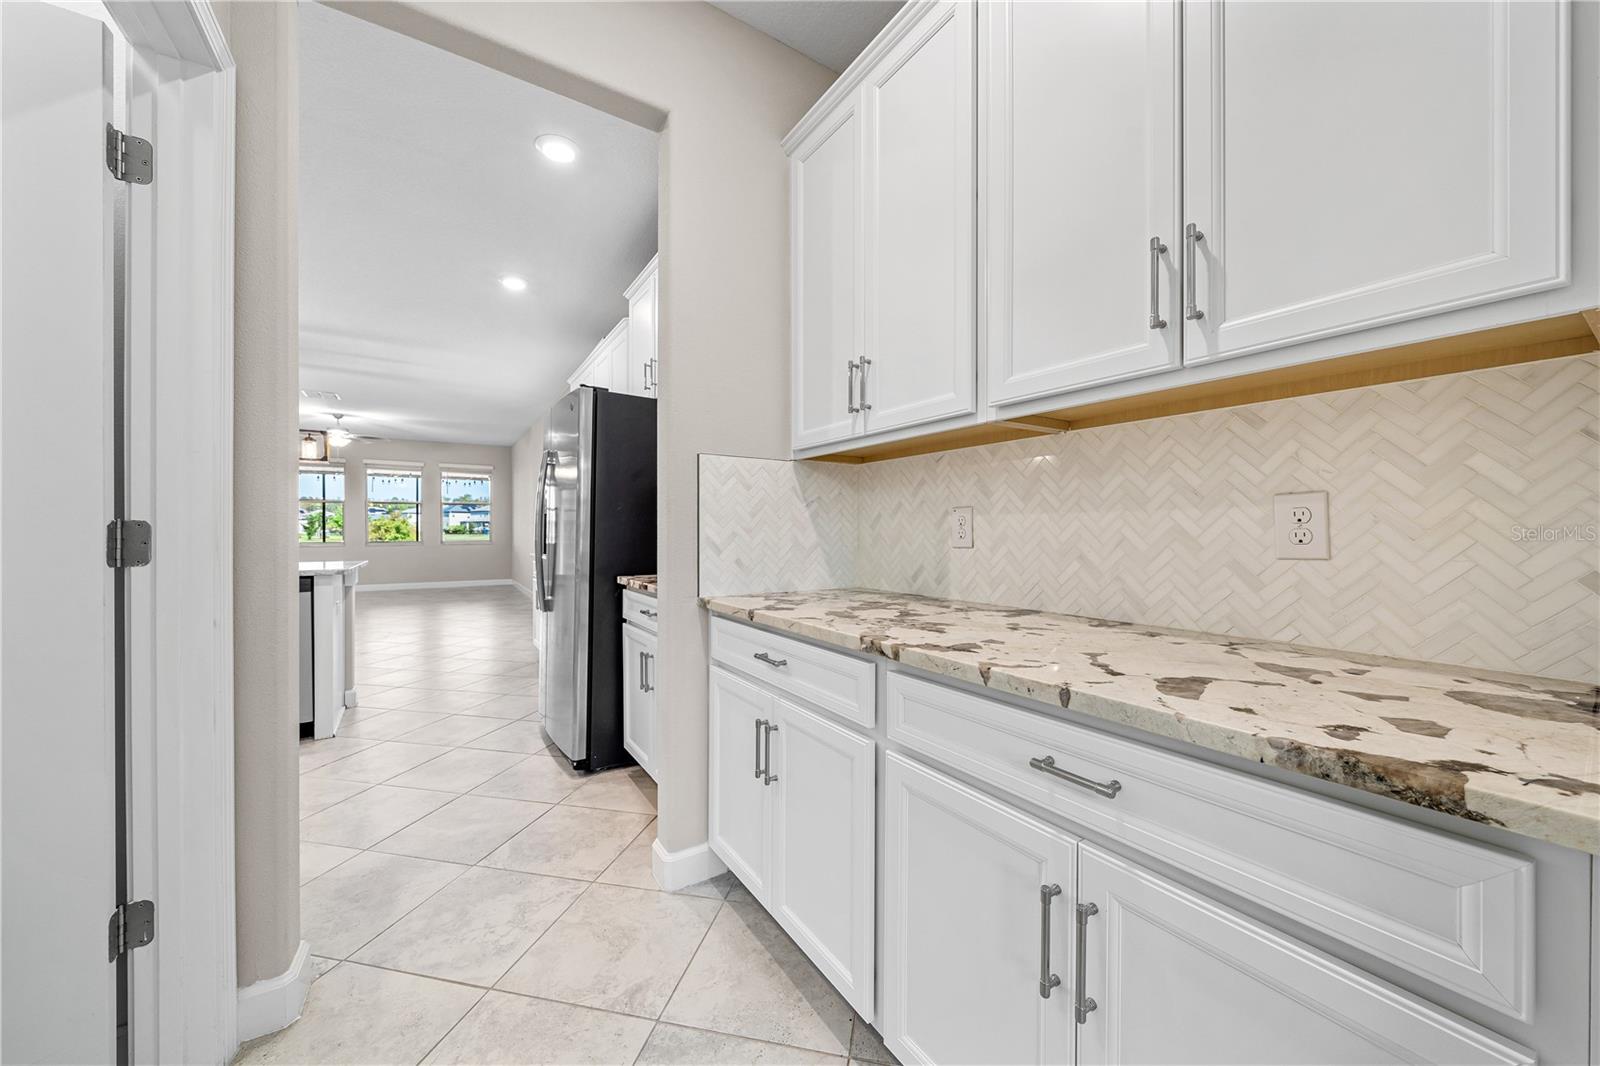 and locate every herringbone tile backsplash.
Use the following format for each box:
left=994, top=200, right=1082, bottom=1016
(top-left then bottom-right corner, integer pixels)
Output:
left=700, top=354, right=1600, bottom=682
